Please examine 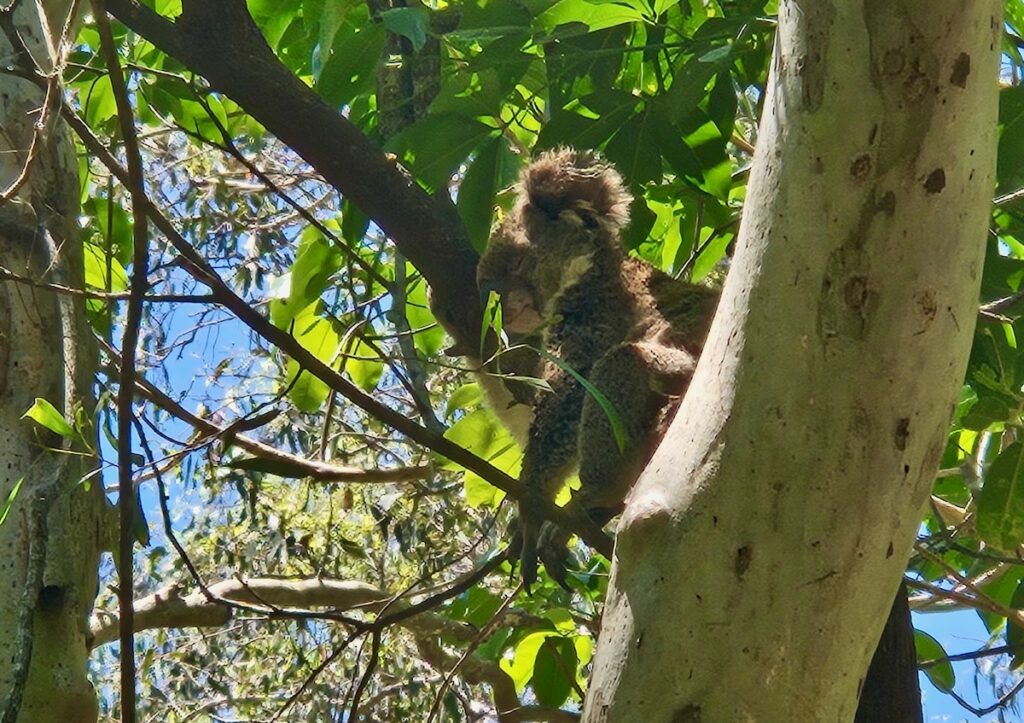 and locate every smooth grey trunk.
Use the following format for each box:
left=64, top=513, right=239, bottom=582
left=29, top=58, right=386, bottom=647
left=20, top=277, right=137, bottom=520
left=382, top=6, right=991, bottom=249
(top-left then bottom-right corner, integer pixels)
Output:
left=0, top=3, right=102, bottom=722
left=585, top=2, right=1001, bottom=721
